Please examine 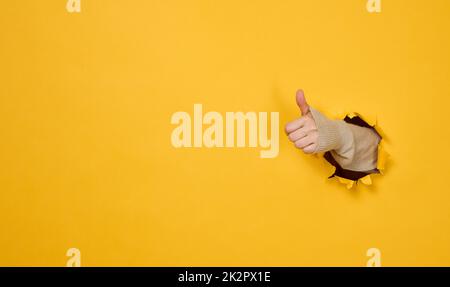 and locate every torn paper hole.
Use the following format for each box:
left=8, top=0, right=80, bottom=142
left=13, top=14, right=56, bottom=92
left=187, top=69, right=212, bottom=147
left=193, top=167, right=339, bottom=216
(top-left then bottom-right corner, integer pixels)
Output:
left=324, top=113, right=388, bottom=189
